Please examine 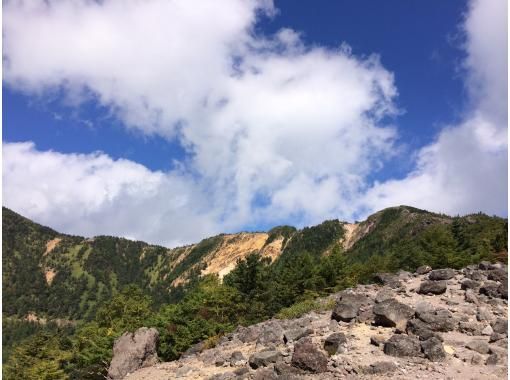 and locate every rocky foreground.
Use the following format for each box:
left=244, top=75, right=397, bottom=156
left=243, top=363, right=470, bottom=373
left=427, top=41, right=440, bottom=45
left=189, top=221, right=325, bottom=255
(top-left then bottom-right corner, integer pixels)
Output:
left=114, top=262, right=508, bottom=379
